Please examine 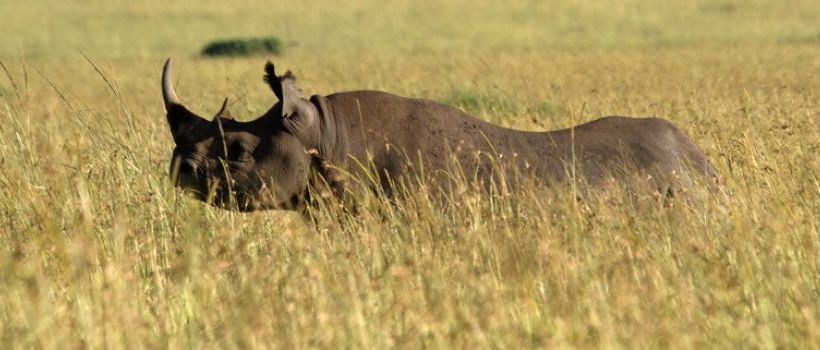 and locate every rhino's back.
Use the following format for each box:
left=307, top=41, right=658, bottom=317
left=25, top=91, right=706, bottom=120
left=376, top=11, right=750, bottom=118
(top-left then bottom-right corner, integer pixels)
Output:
left=325, top=90, right=498, bottom=134
left=325, top=90, right=527, bottom=157
left=322, top=91, right=561, bottom=191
